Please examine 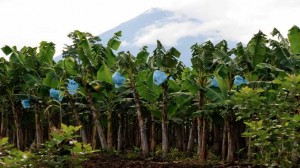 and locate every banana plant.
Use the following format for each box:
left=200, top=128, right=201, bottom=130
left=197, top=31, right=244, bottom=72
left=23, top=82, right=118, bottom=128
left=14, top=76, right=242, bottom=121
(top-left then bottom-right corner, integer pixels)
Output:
left=148, top=40, right=183, bottom=157
left=1, top=45, right=31, bottom=150
left=135, top=68, right=162, bottom=153
left=117, top=48, right=150, bottom=156
left=21, top=42, right=56, bottom=148
left=0, top=58, right=9, bottom=139
left=70, top=30, right=115, bottom=149
left=209, top=40, right=247, bottom=162
left=287, top=25, right=300, bottom=73
left=188, top=41, right=216, bottom=161
left=168, top=88, right=194, bottom=151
